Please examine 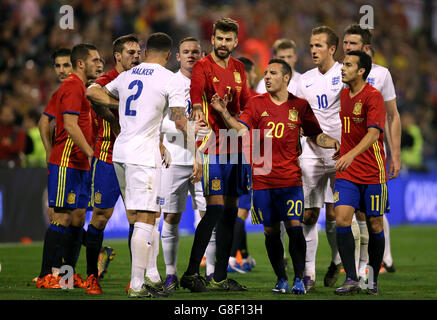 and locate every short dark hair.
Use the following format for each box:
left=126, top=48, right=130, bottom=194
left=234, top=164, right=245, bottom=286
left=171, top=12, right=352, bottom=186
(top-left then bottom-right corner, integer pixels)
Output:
left=51, top=48, right=71, bottom=63
left=272, top=39, right=297, bottom=55
left=113, top=34, right=139, bottom=62
left=344, top=24, right=372, bottom=46
left=213, top=18, right=239, bottom=37
left=346, top=50, right=372, bottom=80
left=312, top=26, right=339, bottom=54
left=237, top=57, right=254, bottom=73
left=146, top=32, right=172, bottom=52
left=70, top=43, right=98, bottom=68
left=269, top=58, right=292, bottom=83
left=178, top=36, right=199, bottom=51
